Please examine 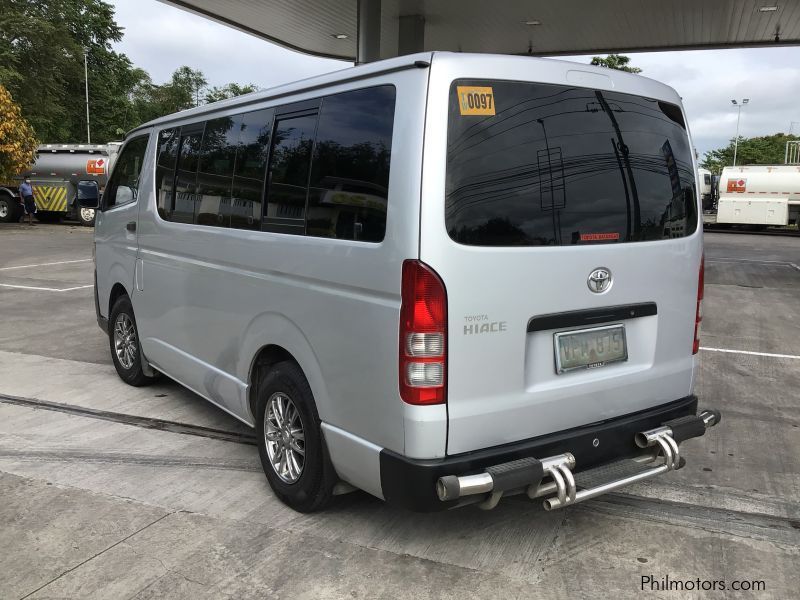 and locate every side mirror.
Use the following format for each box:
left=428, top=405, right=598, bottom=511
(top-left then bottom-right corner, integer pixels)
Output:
left=77, top=180, right=100, bottom=208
